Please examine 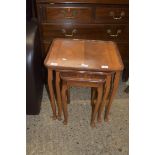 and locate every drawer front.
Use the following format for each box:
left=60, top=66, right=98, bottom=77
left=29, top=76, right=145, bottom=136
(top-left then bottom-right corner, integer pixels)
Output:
left=42, top=24, right=103, bottom=40
left=41, top=24, right=128, bottom=42
left=102, top=24, right=128, bottom=42
left=39, top=5, right=92, bottom=23
left=95, top=6, right=129, bottom=23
